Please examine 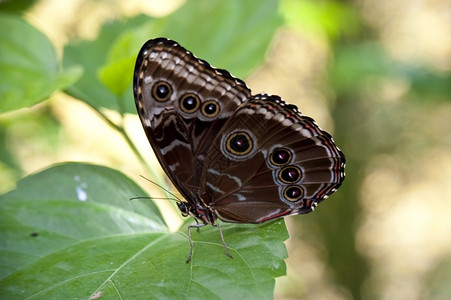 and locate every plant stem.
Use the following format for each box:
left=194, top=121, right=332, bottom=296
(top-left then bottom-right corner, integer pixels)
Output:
left=90, top=103, right=175, bottom=203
